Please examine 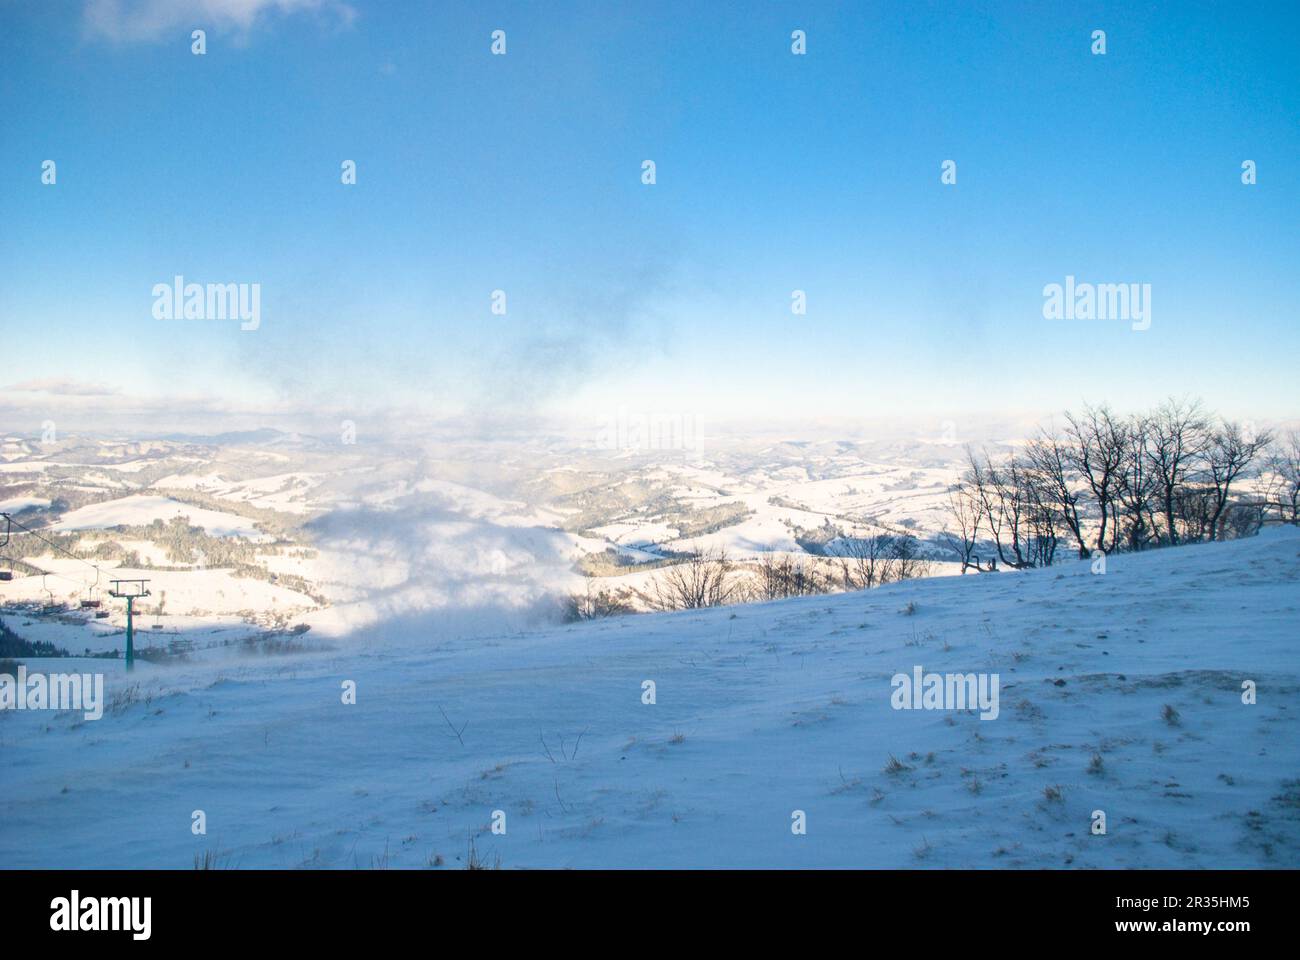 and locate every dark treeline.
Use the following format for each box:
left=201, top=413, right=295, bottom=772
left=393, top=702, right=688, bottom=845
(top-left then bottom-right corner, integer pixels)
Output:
left=944, top=398, right=1298, bottom=572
